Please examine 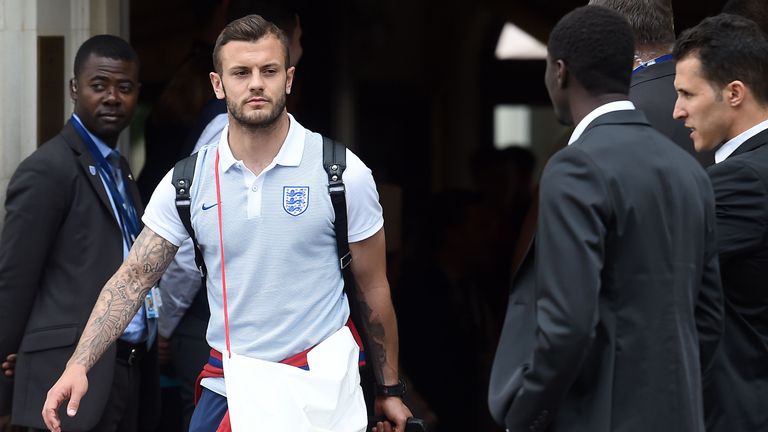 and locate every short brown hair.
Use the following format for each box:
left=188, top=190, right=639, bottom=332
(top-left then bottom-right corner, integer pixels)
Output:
left=589, top=0, right=675, bottom=46
left=212, top=14, right=290, bottom=74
